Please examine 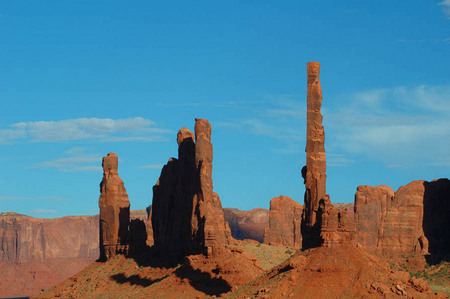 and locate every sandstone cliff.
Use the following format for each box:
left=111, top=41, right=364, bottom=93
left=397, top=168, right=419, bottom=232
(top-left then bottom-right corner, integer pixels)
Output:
left=354, top=179, right=450, bottom=263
